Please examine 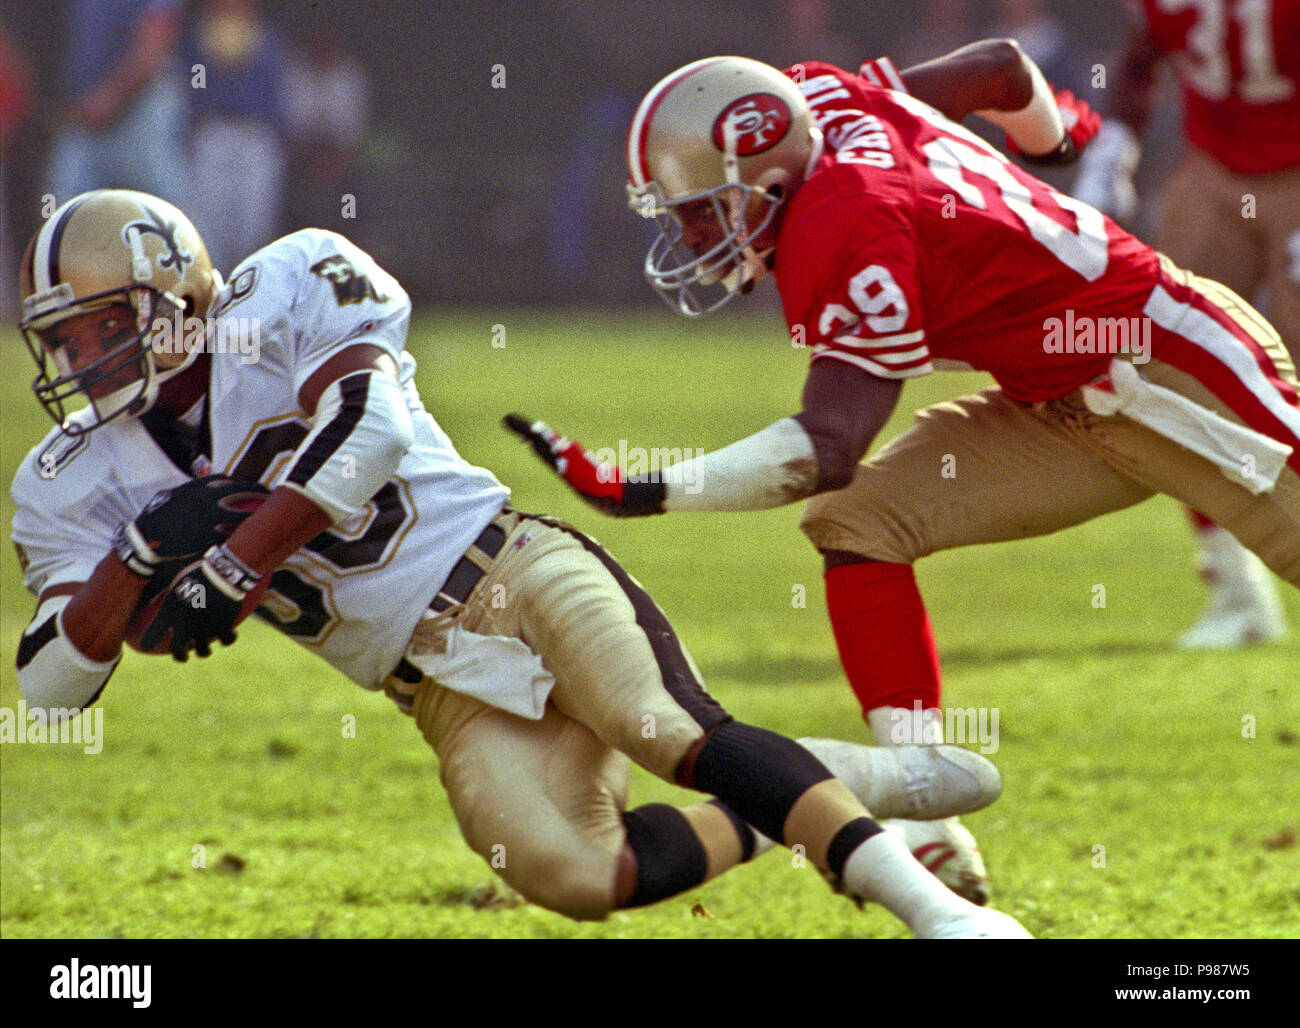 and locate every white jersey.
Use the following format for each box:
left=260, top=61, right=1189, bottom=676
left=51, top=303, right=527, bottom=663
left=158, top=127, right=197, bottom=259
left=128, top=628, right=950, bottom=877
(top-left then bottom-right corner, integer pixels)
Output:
left=11, top=229, right=509, bottom=689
